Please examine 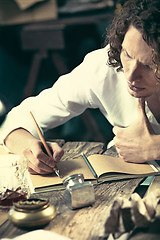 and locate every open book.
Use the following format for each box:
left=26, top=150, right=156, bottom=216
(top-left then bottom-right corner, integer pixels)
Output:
left=30, top=153, right=160, bottom=193
left=0, top=145, right=159, bottom=193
